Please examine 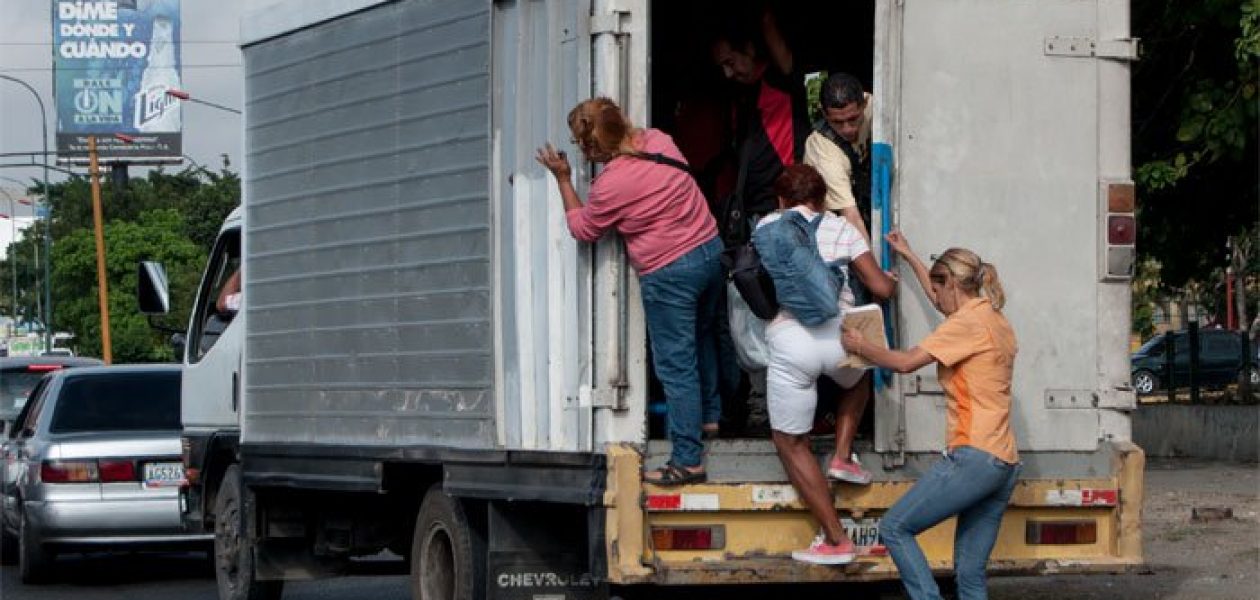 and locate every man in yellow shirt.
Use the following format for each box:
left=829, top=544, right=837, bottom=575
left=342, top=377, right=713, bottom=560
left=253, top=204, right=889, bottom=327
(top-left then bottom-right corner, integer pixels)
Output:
left=803, top=73, right=873, bottom=243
